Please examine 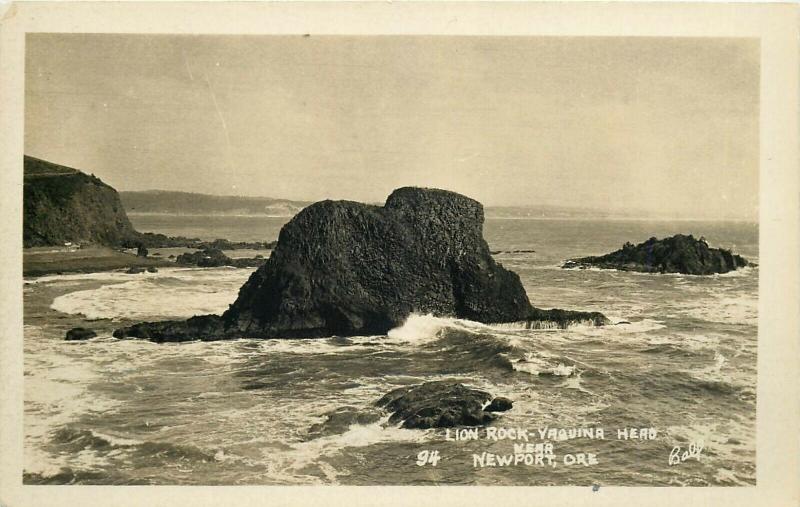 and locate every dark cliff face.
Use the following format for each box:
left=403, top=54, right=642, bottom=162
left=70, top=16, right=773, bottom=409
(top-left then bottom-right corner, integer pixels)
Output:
left=563, top=234, right=749, bottom=275
left=23, top=156, right=138, bottom=248
left=222, top=187, right=533, bottom=337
